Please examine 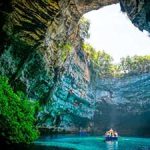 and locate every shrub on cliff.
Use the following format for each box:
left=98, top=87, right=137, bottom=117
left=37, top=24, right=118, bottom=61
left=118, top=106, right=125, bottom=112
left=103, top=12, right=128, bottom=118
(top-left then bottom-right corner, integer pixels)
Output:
left=0, top=76, right=39, bottom=144
left=83, top=43, right=119, bottom=78
left=120, top=55, right=150, bottom=75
